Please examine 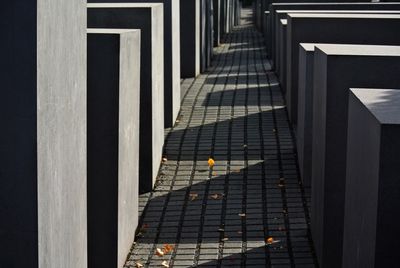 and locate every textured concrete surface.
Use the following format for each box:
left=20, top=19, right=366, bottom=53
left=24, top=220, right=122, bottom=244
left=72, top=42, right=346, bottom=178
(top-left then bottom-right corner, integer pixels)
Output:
left=123, top=8, right=317, bottom=268
left=343, top=88, right=400, bottom=268
left=0, top=1, right=87, bottom=267
left=88, top=0, right=181, bottom=128
left=277, top=18, right=286, bottom=90
left=87, top=29, right=140, bottom=268
left=296, top=43, right=316, bottom=188
left=267, top=2, right=400, bottom=66
left=286, top=13, right=400, bottom=124
left=311, top=44, right=400, bottom=268
left=181, top=0, right=201, bottom=78
left=213, top=0, right=221, bottom=47
left=88, top=3, right=164, bottom=193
